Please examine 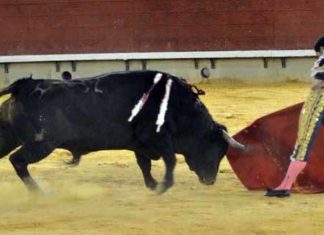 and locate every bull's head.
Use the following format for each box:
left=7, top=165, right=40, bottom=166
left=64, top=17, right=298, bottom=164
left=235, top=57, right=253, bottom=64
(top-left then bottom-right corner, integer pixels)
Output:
left=184, top=123, right=245, bottom=185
